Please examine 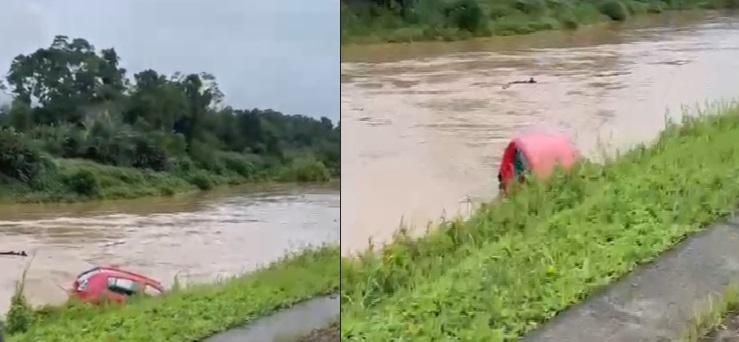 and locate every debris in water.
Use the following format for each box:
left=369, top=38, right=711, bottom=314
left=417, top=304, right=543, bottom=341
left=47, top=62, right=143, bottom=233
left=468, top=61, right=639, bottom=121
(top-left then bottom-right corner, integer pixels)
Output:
left=101, top=240, right=125, bottom=247
left=0, top=250, right=27, bottom=257
left=502, top=77, right=537, bottom=89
